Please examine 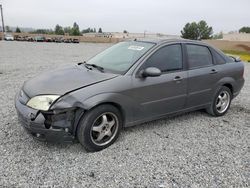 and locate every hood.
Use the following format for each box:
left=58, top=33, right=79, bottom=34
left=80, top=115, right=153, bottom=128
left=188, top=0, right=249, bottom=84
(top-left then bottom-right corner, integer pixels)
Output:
left=23, top=64, right=117, bottom=97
